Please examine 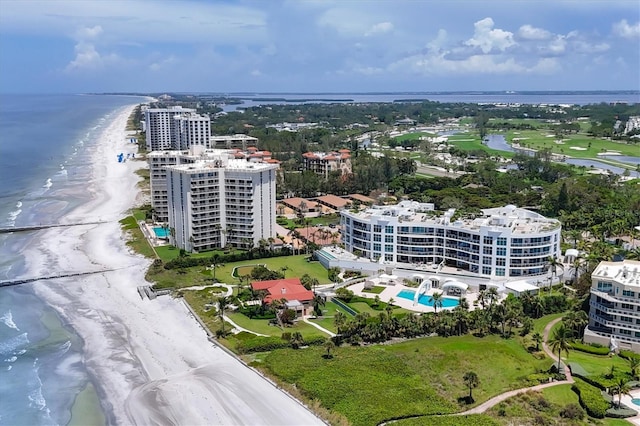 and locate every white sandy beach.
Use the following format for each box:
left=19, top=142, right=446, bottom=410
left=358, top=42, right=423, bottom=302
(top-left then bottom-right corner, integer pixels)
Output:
left=23, top=105, right=324, bottom=425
